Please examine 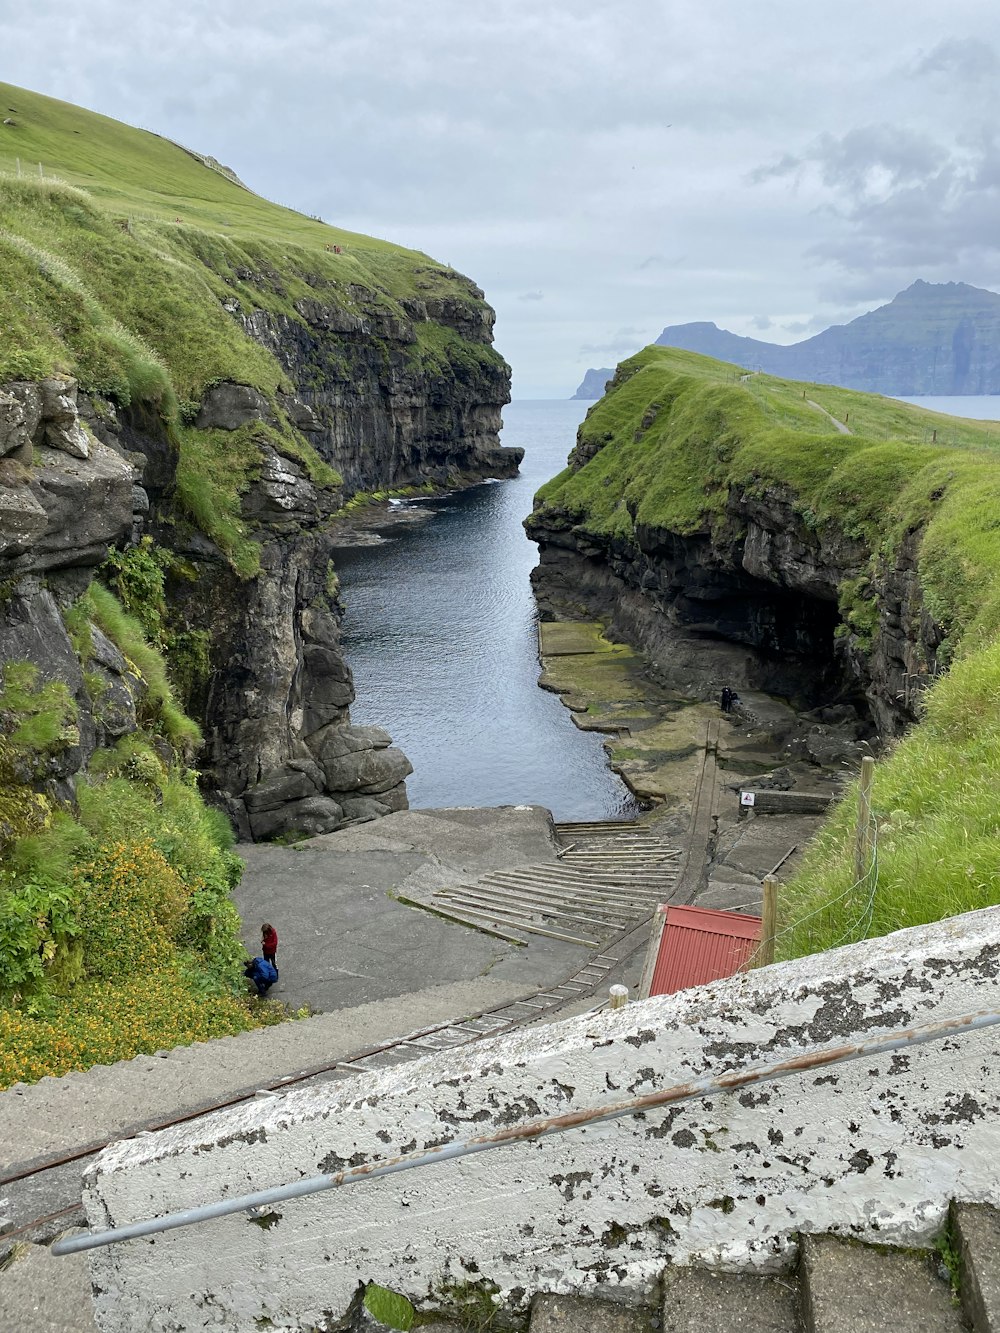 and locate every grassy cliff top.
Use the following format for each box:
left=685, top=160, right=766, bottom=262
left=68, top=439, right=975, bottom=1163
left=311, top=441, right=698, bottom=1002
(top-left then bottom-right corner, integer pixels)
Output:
left=535, top=345, right=1000, bottom=653
left=0, top=81, right=476, bottom=303
left=0, top=82, right=496, bottom=401
left=532, top=346, right=1000, bottom=958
